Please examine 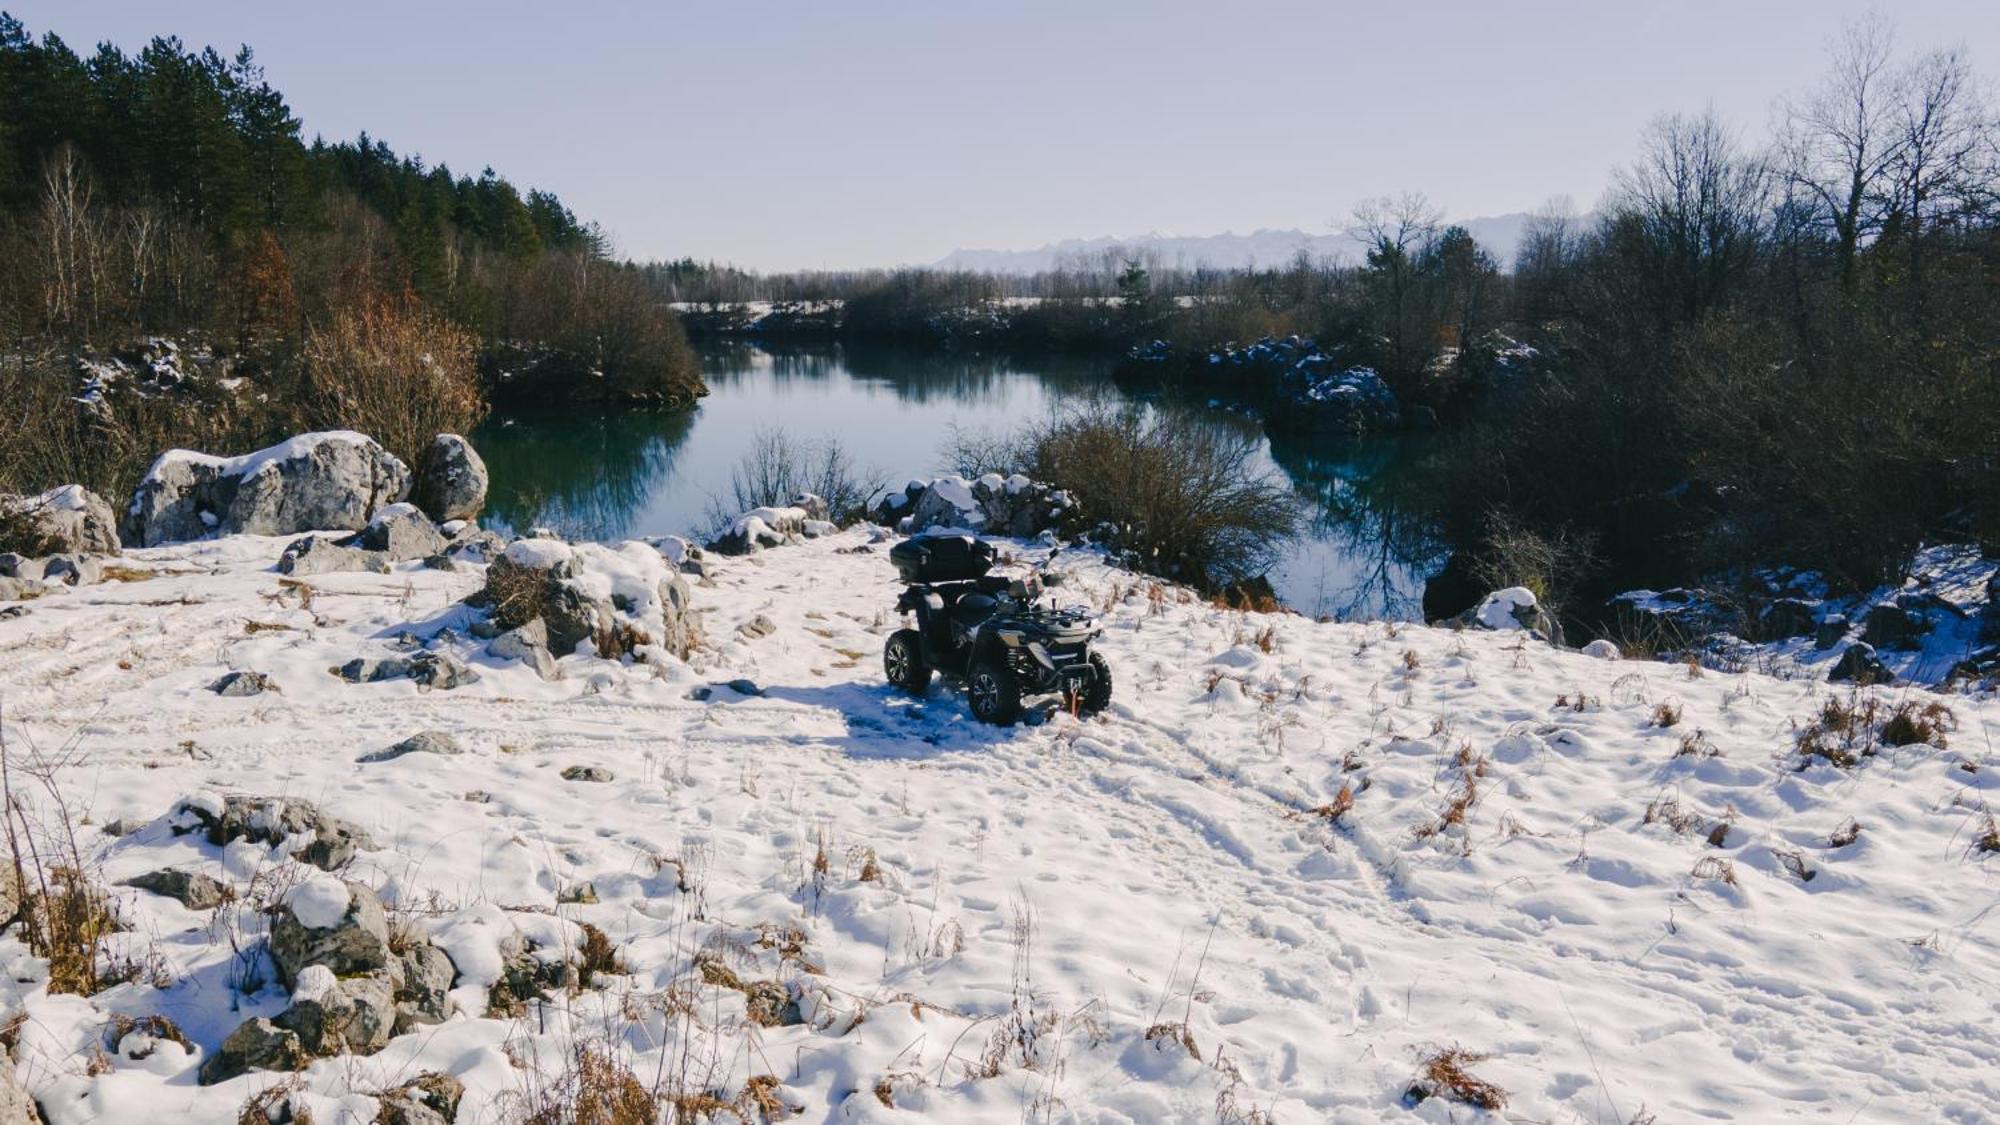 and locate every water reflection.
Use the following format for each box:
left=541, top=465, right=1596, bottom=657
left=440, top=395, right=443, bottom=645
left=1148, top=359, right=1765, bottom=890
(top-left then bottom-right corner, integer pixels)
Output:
left=473, top=341, right=1445, bottom=618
